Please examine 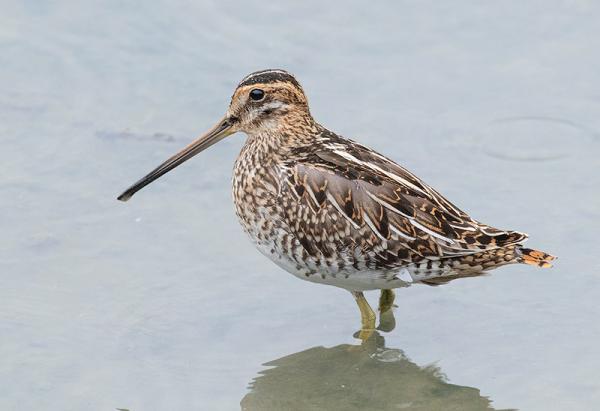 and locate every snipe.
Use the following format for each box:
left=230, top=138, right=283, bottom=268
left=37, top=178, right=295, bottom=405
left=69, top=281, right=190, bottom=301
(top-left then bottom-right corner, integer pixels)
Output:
left=118, top=69, right=555, bottom=338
